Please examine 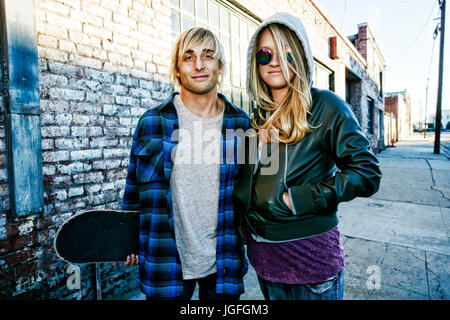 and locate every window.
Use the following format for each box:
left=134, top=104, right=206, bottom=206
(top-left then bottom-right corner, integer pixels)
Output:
left=328, top=72, right=335, bottom=92
left=379, top=109, right=383, bottom=139
left=379, top=71, right=383, bottom=97
left=313, top=62, right=332, bottom=90
left=169, top=0, right=259, bottom=114
left=367, top=97, right=374, bottom=135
